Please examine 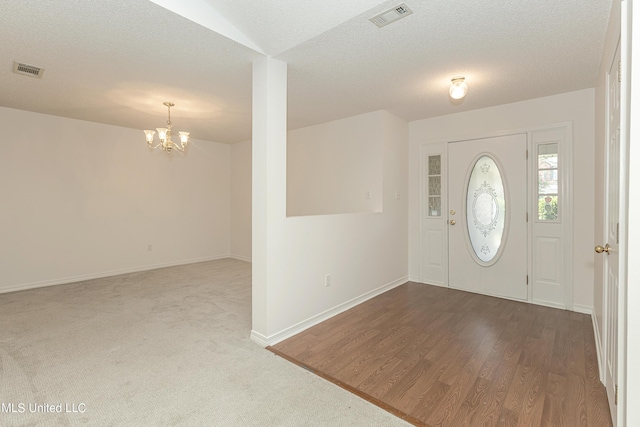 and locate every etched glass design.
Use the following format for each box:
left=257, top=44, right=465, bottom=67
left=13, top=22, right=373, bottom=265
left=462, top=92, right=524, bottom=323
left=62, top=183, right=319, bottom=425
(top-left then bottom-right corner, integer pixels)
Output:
left=428, top=197, right=441, bottom=217
left=466, top=156, right=506, bottom=263
left=427, top=155, right=441, bottom=217
left=428, top=155, right=441, bottom=175
left=428, top=176, right=441, bottom=196
left=537, top=143, right=559, bottom=221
